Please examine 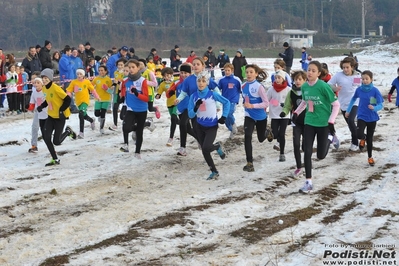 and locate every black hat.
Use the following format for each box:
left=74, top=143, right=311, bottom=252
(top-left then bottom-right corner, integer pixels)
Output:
left=129, top=47, right=135, bottom=53
left=207, top=46, right=212, bottom=50
left=85, top=42, right=91, bottom=46
left=44, top=40, right=51, bottom=46
left=95, top=55, right=102, bottom=61
left=179, top=64, right=192, bottom=74
left=175, top=45, right=179, bottom=49
left=107, top=49, right=113, bottom=54
left=283, top=42, right=289, bottom=47
left=36, top=44, right=41, bottom=49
